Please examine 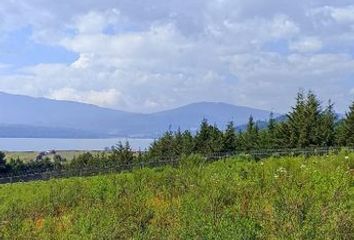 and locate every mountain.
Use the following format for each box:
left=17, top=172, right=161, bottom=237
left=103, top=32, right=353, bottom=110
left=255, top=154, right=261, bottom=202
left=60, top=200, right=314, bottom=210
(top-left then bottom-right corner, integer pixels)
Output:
left=129, top=102, right=281, bottom=135
left=0, top=92, right=280, bottom=138
left=0, top=124, right=105, bottom=138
